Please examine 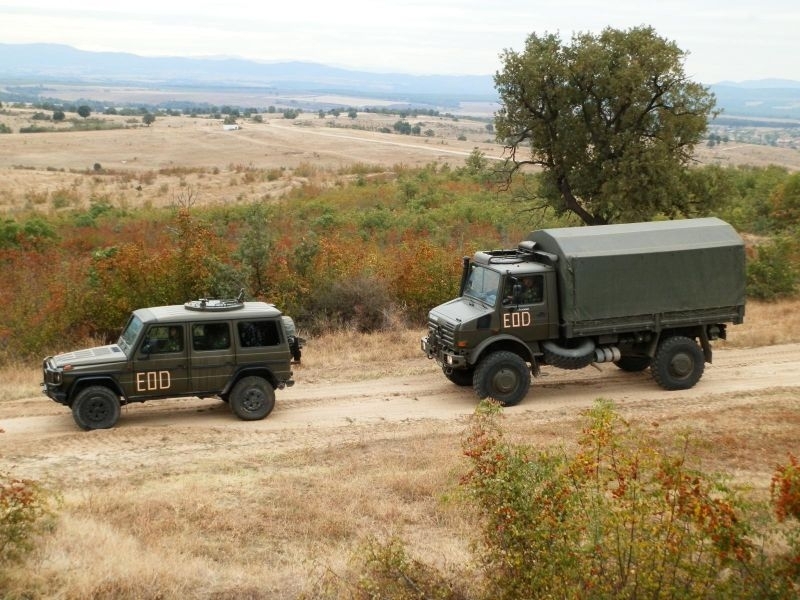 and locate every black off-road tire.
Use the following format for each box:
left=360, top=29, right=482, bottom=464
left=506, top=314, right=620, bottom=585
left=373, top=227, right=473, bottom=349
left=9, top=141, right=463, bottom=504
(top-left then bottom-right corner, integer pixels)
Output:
left=72, top=386, right=121, bottom=430
left=230, top=376, right=275, bottom=421
left=652, top=336, right=705, bottom=390
left=473, top=351, right=530, bottom=407
left=443, top=366, right=475, bottom=387
left=614, top=356, right=652, bottom=372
